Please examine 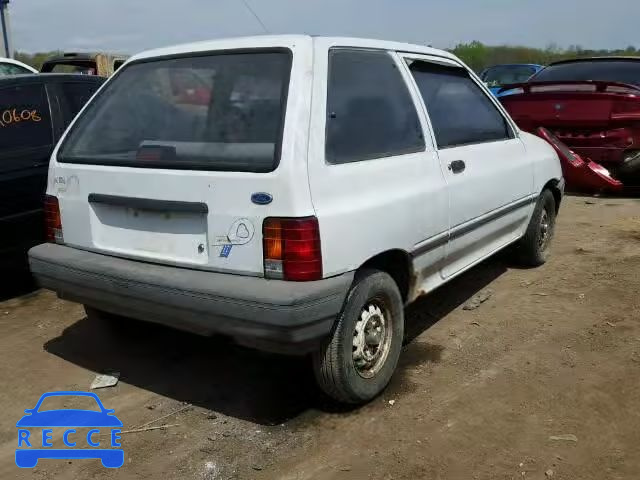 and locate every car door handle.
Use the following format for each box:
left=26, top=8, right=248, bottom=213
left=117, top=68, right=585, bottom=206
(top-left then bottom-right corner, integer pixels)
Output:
left=448, top=160, right=466, bottom=174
